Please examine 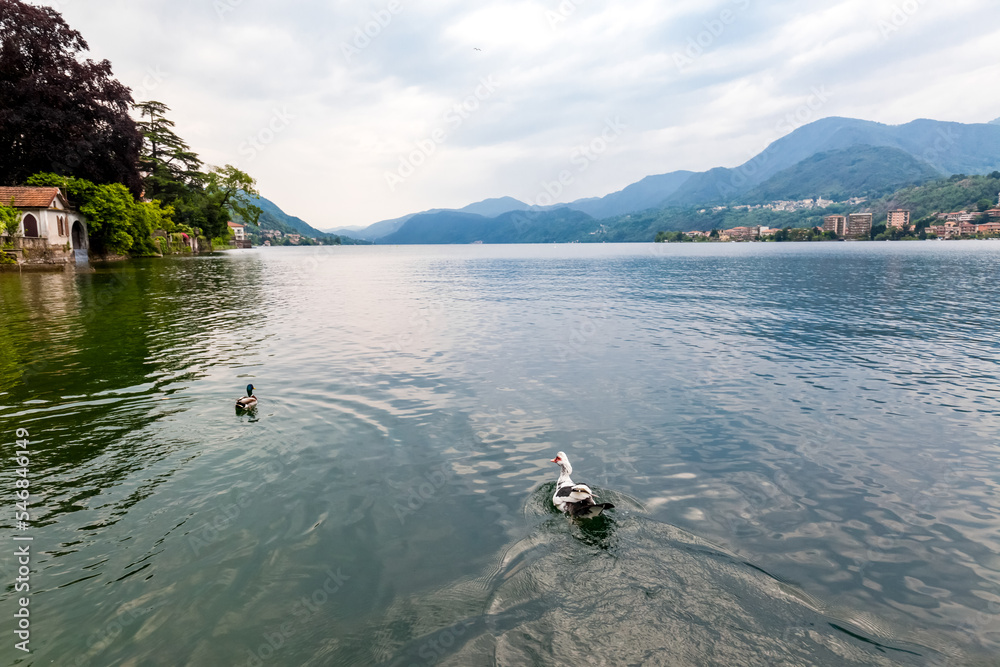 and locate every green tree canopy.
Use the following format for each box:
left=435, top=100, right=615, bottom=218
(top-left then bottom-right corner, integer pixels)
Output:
left=26, top=172, right=170, bottom=254
left=0, top=197, right=19, bottom=235
left=132, top=103, right=262, bottom=241
left=203, top=165, right=262, bottom=239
